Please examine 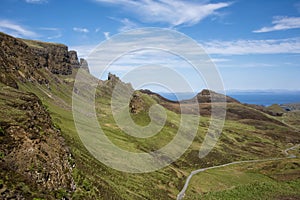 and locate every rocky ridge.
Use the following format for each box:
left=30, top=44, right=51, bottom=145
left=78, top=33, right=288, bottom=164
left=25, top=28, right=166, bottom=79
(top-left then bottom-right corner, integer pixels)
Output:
left=0, top=32, right=81, bottom=199
left=0, top=32, right=88, bottom=89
